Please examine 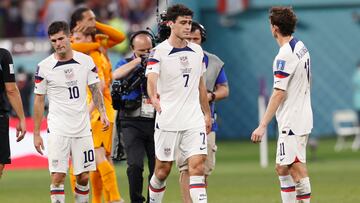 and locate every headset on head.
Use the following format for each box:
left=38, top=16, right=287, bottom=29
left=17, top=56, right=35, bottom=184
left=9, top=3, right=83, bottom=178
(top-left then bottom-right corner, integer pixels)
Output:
left=192, top=21, right=207, bottom=43
left=129, top=30, right=156, bottom=48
